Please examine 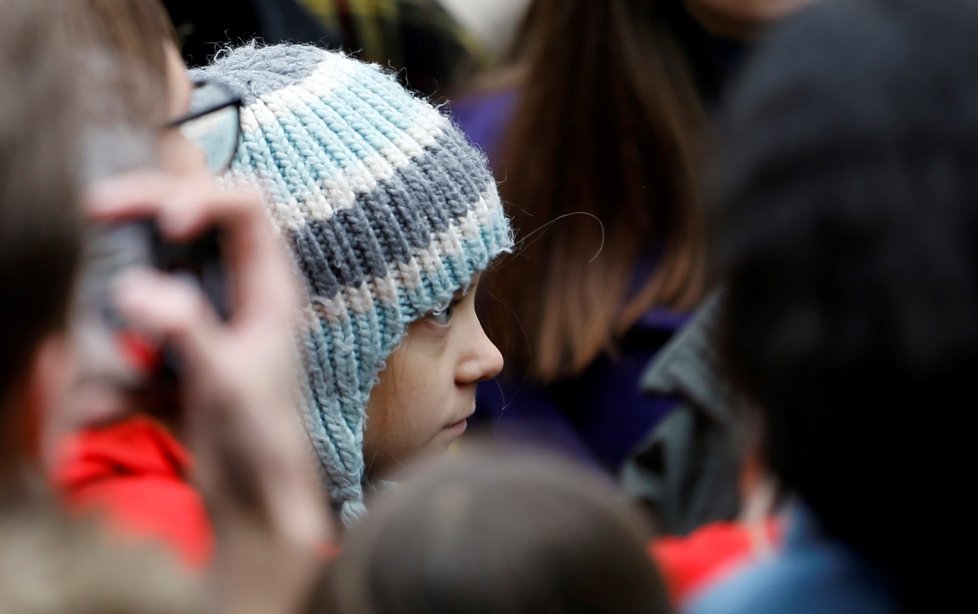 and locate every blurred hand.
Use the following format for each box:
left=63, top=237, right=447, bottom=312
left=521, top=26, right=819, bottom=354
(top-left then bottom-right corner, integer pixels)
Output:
left=85, top=171, right=331, bottom=614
